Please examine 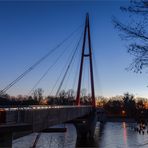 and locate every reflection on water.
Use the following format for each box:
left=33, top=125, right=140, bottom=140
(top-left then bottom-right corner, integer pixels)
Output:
left=13, top=122, right=148, bottom=148
left=98, top=122, right=148, bottom=148
left=123, top=122, right=127, bottom=148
